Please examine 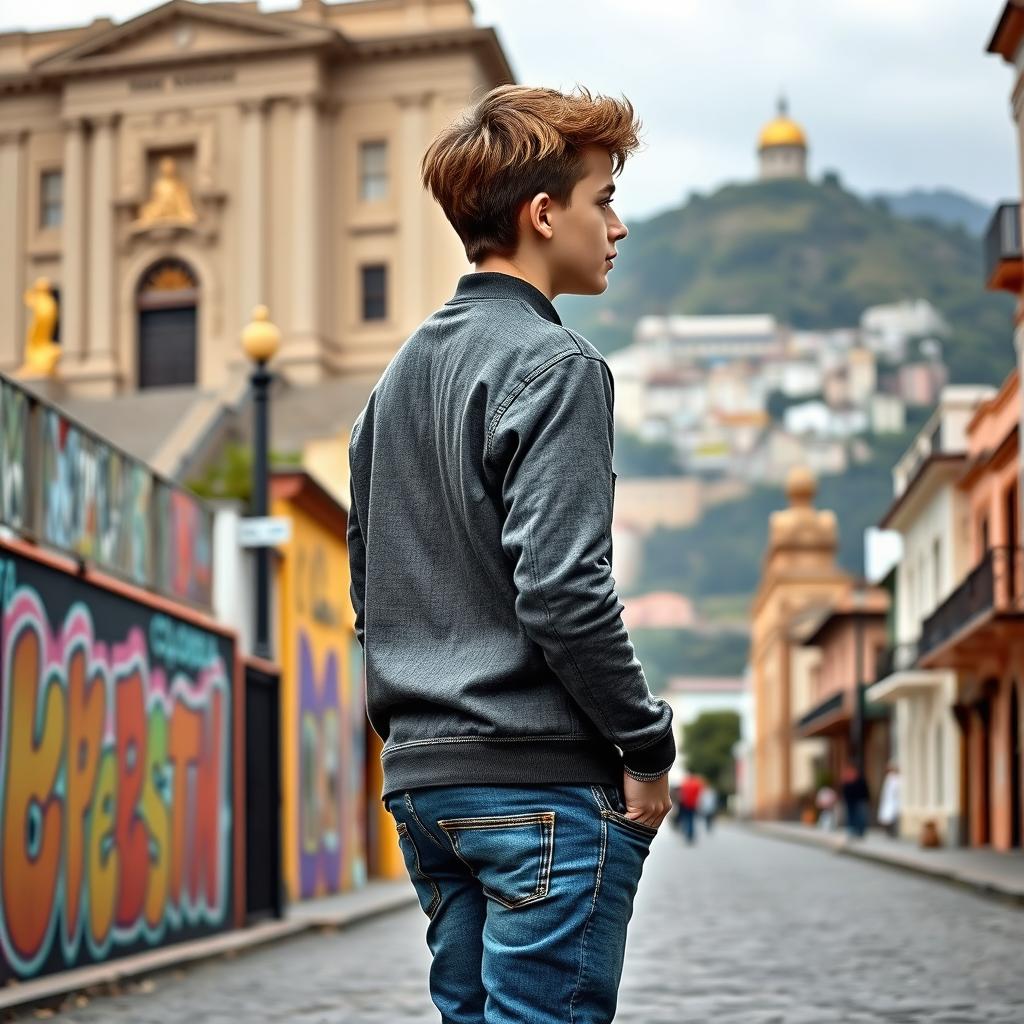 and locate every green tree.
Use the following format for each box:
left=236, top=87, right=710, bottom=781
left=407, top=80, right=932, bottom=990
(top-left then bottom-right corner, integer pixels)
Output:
left=682, top=710, right=742, bottom=795
left=185, top=440, right=303, bottom=502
